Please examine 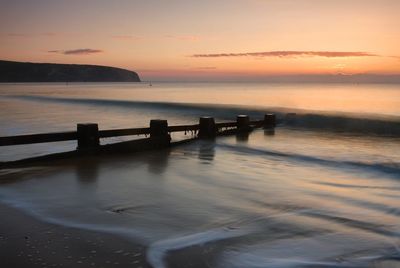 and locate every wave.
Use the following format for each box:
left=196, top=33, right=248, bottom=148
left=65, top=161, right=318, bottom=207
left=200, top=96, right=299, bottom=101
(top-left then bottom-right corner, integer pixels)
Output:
left=1, top=184, right=399, bottom=268
left=6, top=95, right=400, bottom=135
left=218, top=143, right=400, bottom=177
left=309, top=181, right=400, bottom=192
left=308, top=191, right=400, bottom=217
left=218, top=233, right=400, bottom=268
left=147, top=227, right=251, bottom=268
left=282, top=112, right=400, bottom=136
